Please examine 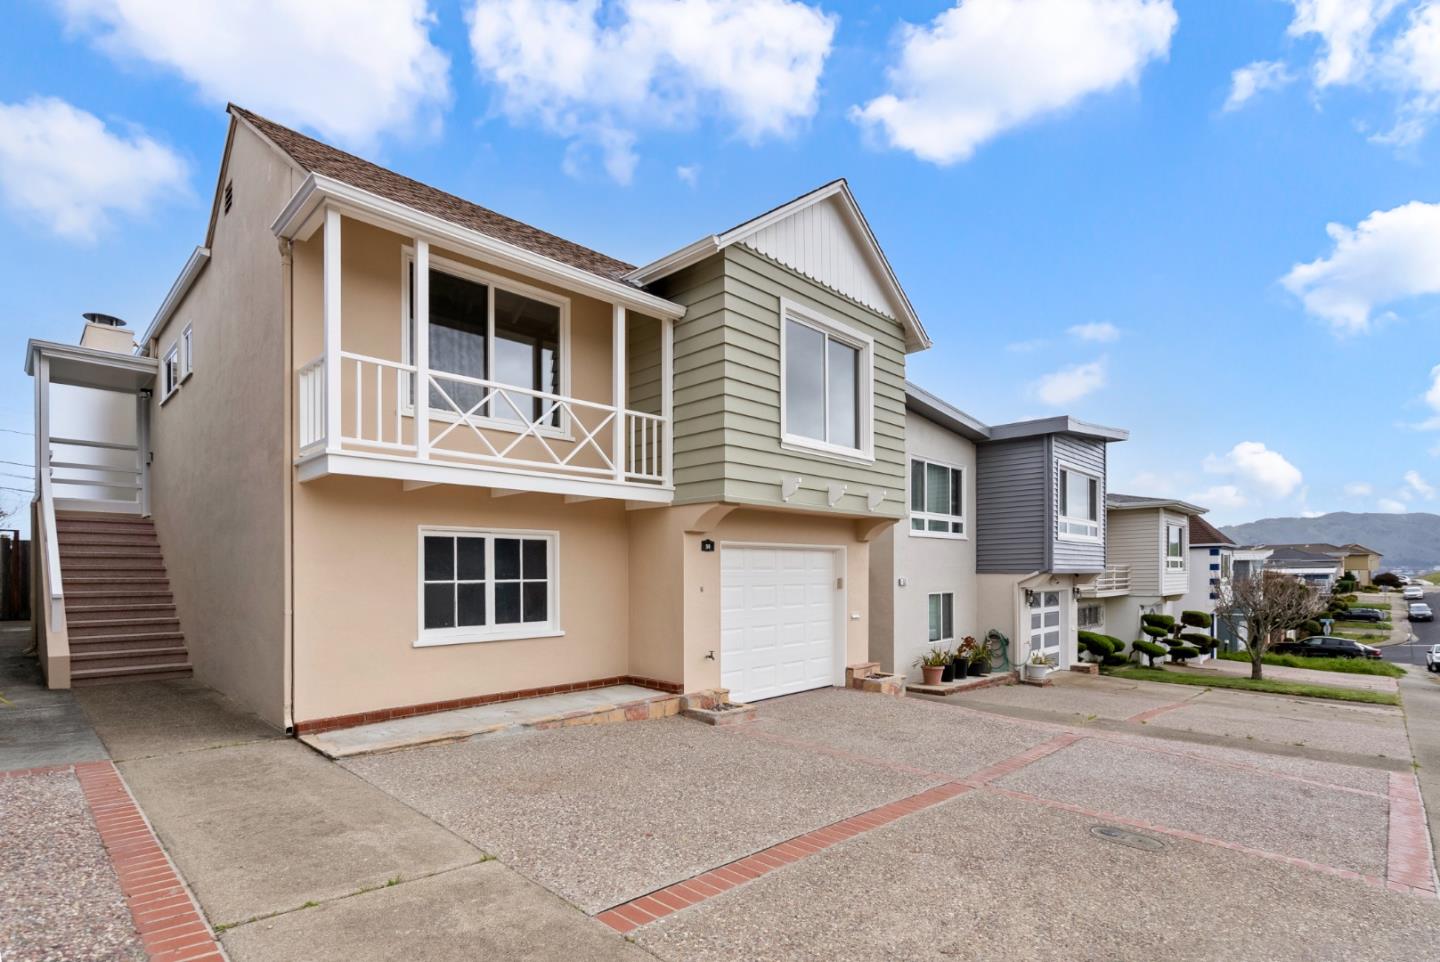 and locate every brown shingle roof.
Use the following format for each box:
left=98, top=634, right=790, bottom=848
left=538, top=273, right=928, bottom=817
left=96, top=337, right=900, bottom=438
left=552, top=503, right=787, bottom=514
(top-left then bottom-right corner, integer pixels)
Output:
left=1189, top=515, right=1234, bottom=546
left=230, top=105, right=637, bottom=283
